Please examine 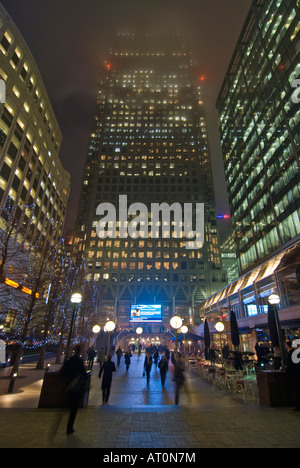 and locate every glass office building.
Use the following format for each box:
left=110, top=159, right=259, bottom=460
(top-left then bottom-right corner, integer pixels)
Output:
left=217, top=0, right=300, bottom=275
left=0, top=5, right=70, bottom=242
left=74, top=34, right=227, bottom=328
